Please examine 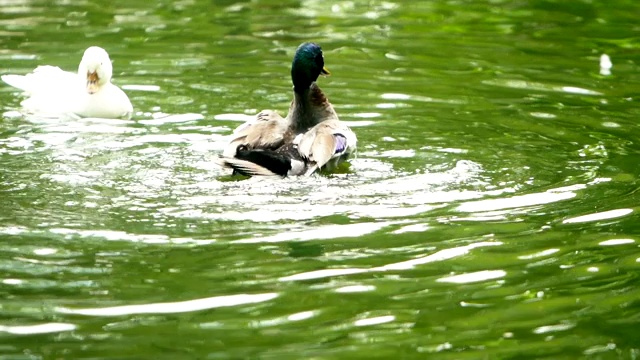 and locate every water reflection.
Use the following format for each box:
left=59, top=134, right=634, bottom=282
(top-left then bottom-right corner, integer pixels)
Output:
left=0, top=322, right=76, bottom=335
left=563, top=208, right=633, bottom=224
left=279, top=241, right=502, bottom=281
left=56, top=293, right=278, bottom=316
